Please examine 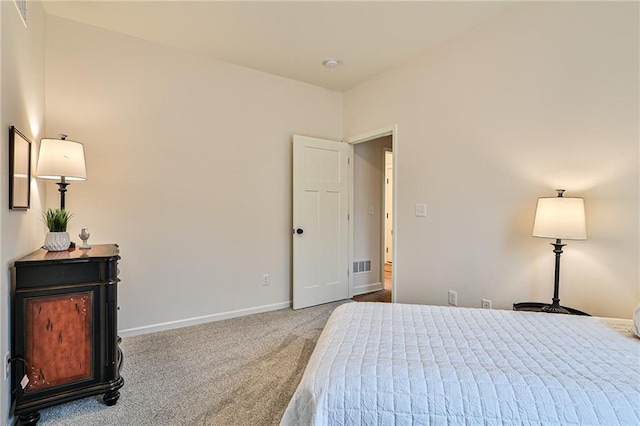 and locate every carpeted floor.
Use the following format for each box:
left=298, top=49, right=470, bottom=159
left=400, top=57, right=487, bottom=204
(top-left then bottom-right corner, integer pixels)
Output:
left=35, top=301, right=350, bottom=425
